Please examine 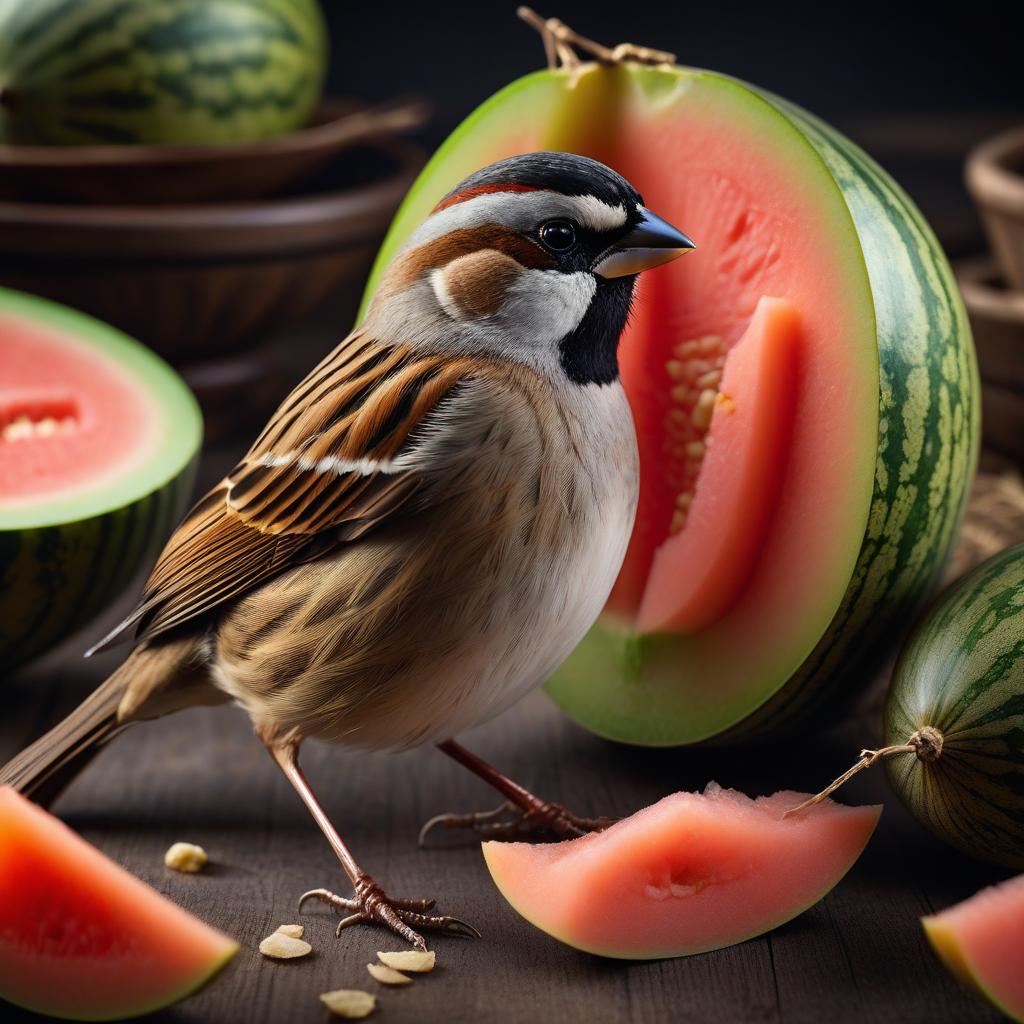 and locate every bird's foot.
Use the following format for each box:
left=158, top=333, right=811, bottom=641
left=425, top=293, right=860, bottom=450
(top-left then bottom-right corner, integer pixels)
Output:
left=298, top=875, right=480, bottom=949
left=419, top=798, right=617, bottom=845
